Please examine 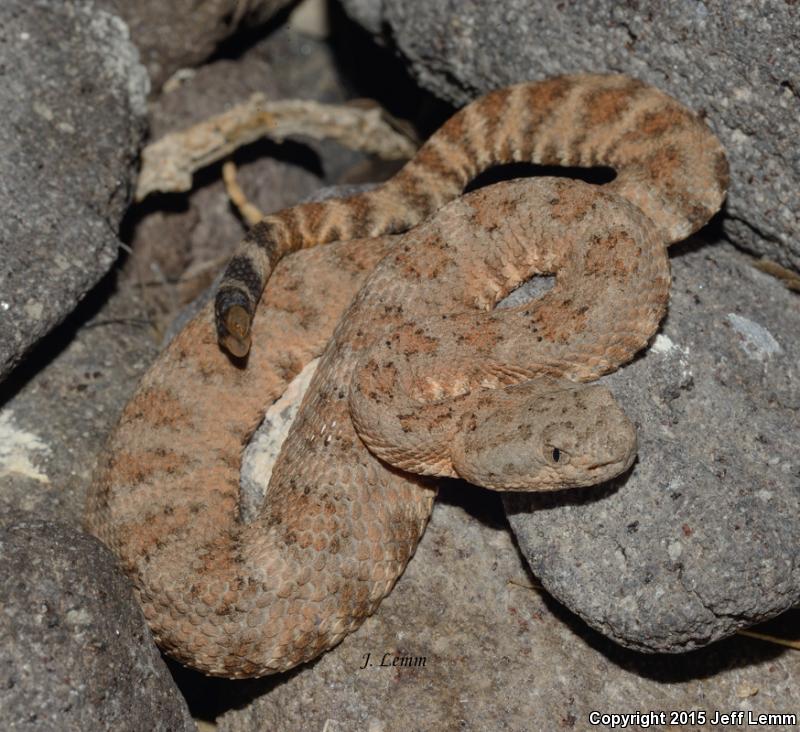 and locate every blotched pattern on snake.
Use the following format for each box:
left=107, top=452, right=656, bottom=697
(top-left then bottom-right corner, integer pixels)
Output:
left=86, top=74, right=728, bottom=677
